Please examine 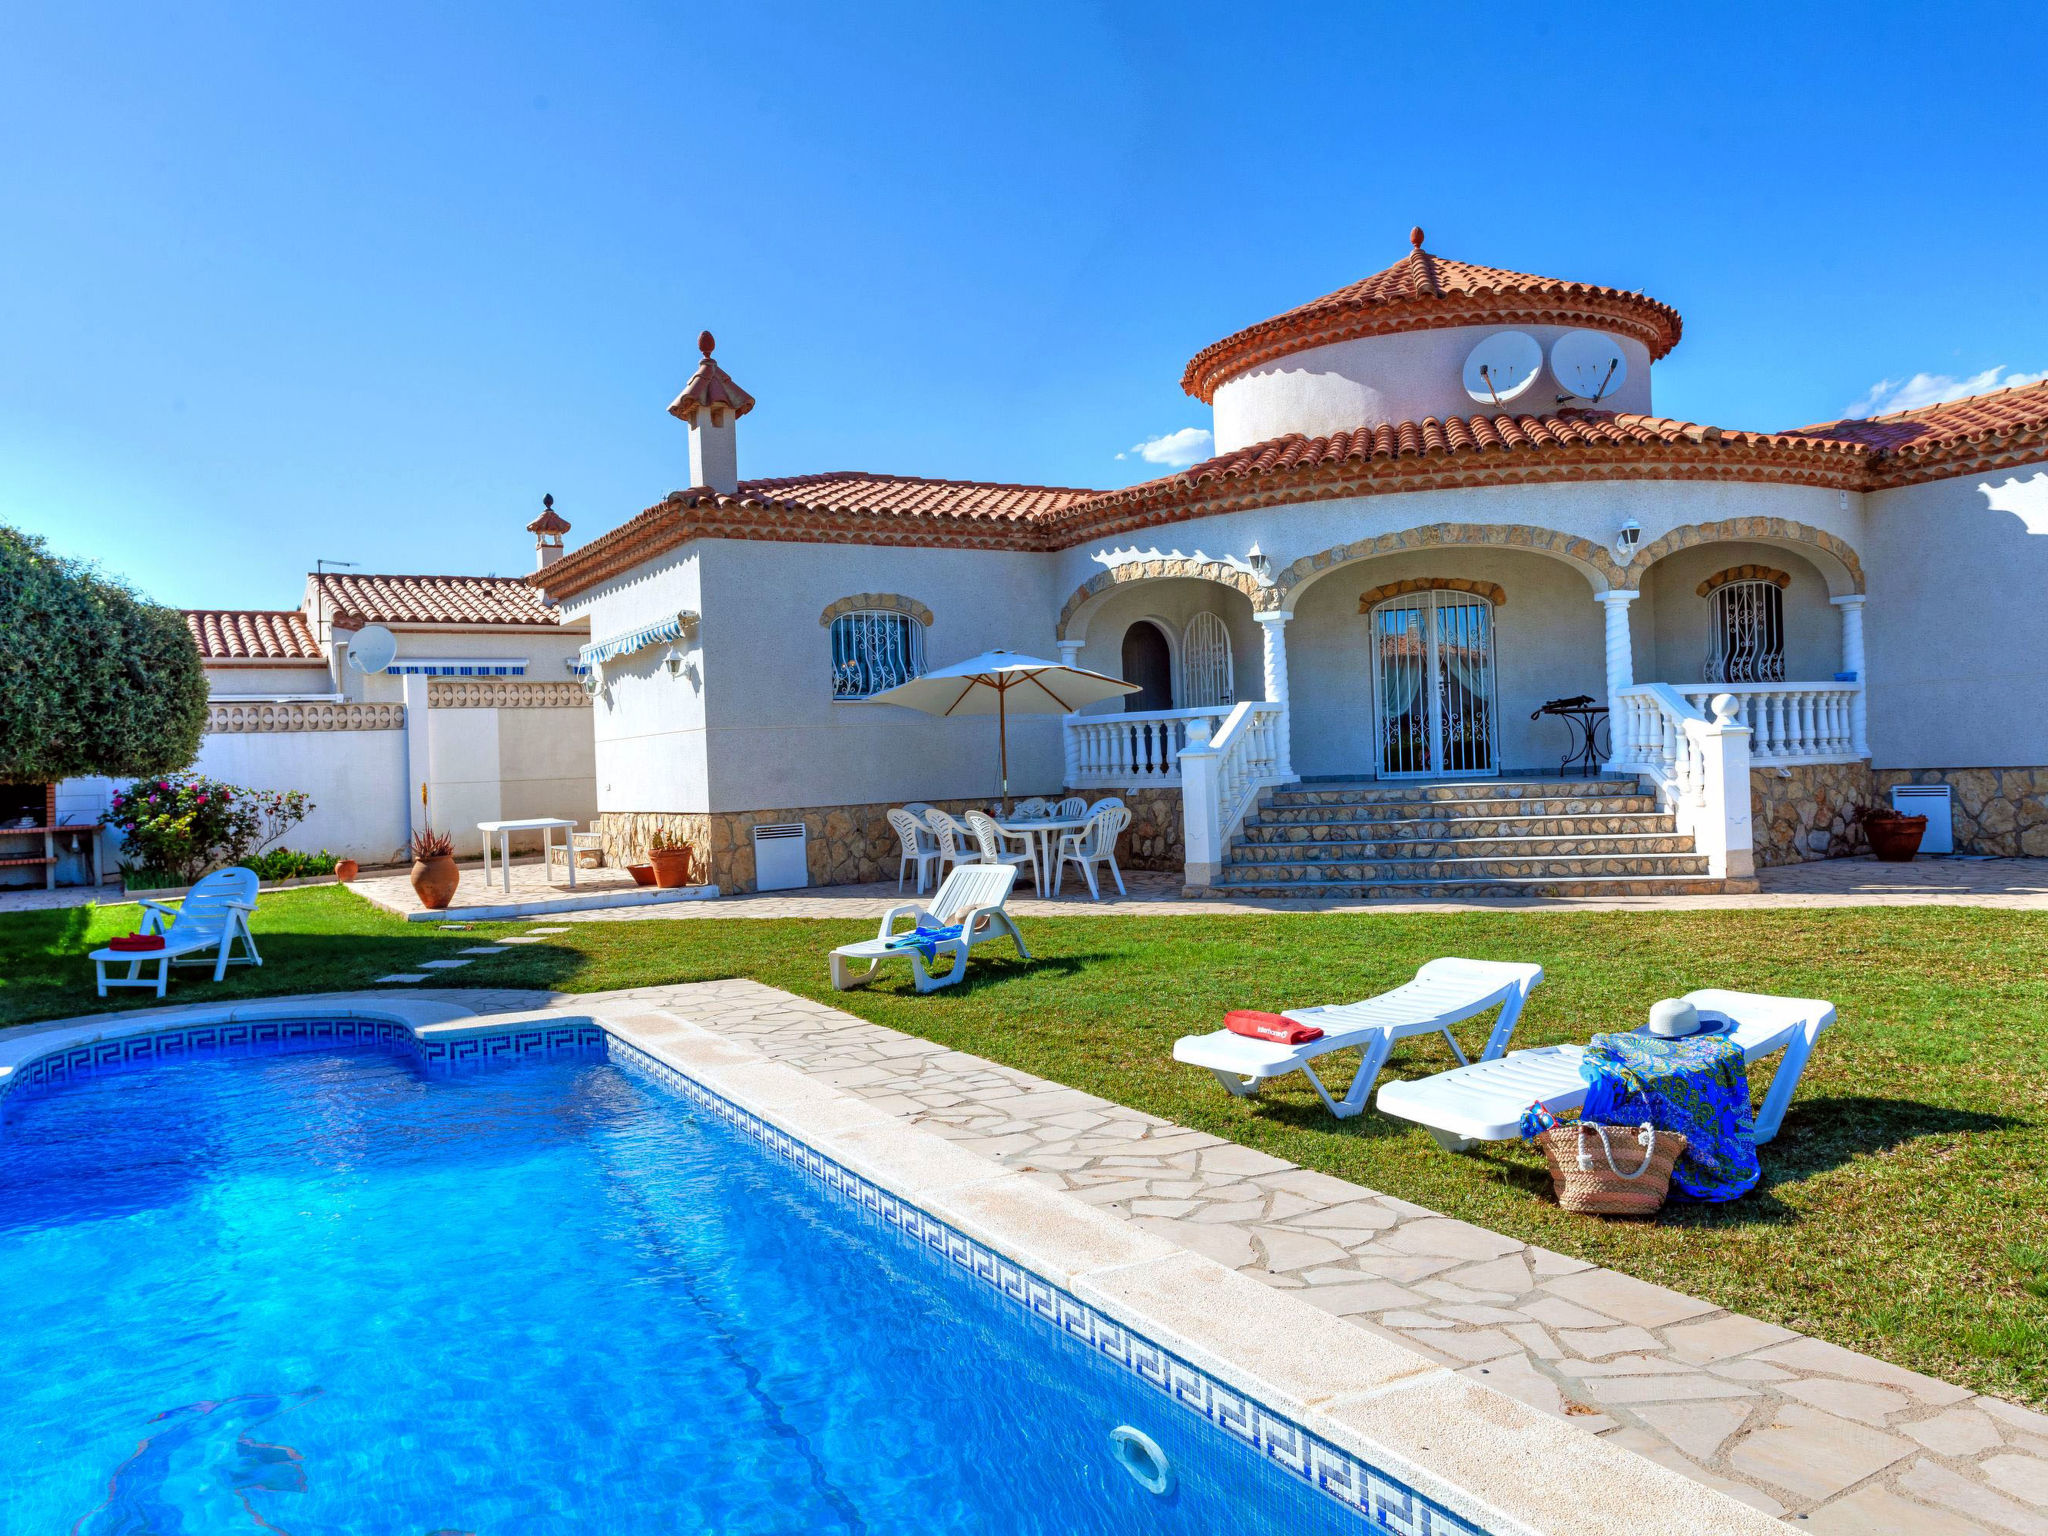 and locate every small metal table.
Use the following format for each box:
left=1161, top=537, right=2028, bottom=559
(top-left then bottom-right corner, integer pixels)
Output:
left=1529, top=697, right=1610, bottom=777
left=477, top=817, right=580, bottom=893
